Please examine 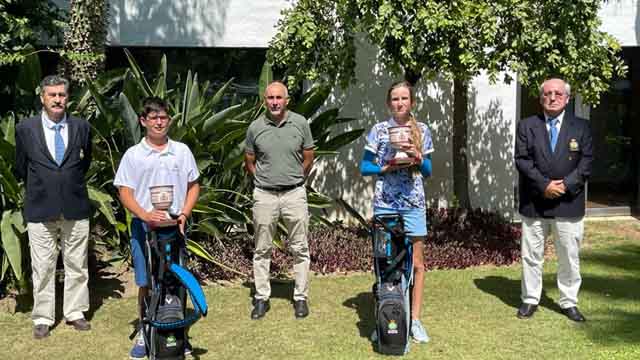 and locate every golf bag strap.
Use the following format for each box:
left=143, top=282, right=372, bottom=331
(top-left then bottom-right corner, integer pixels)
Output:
left=169, top=263, right=208, bottom=316
left=148, top=264, right=208, bottom=330
left=381, top=248, right=407, bottom=281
